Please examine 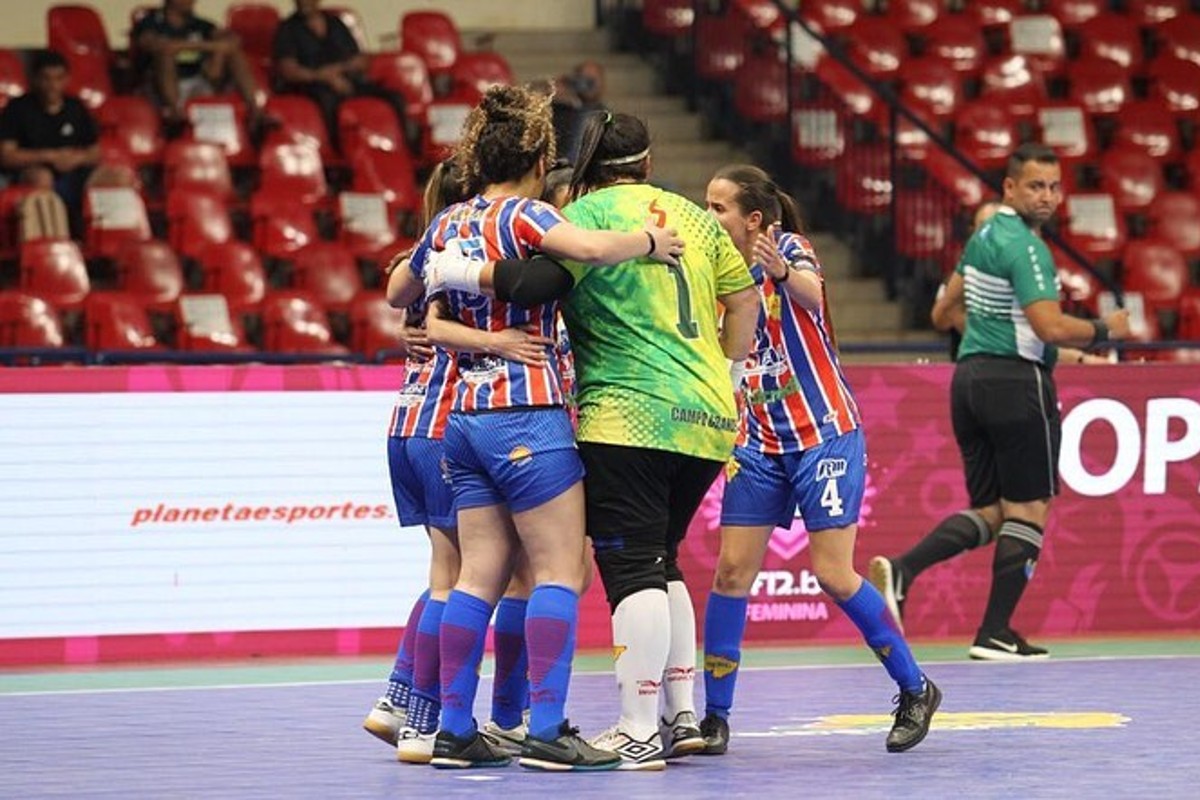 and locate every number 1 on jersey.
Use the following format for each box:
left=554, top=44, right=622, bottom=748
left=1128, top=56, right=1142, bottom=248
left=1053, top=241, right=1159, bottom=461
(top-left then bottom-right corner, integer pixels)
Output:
left=649, top=199, right=699, bottom=339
